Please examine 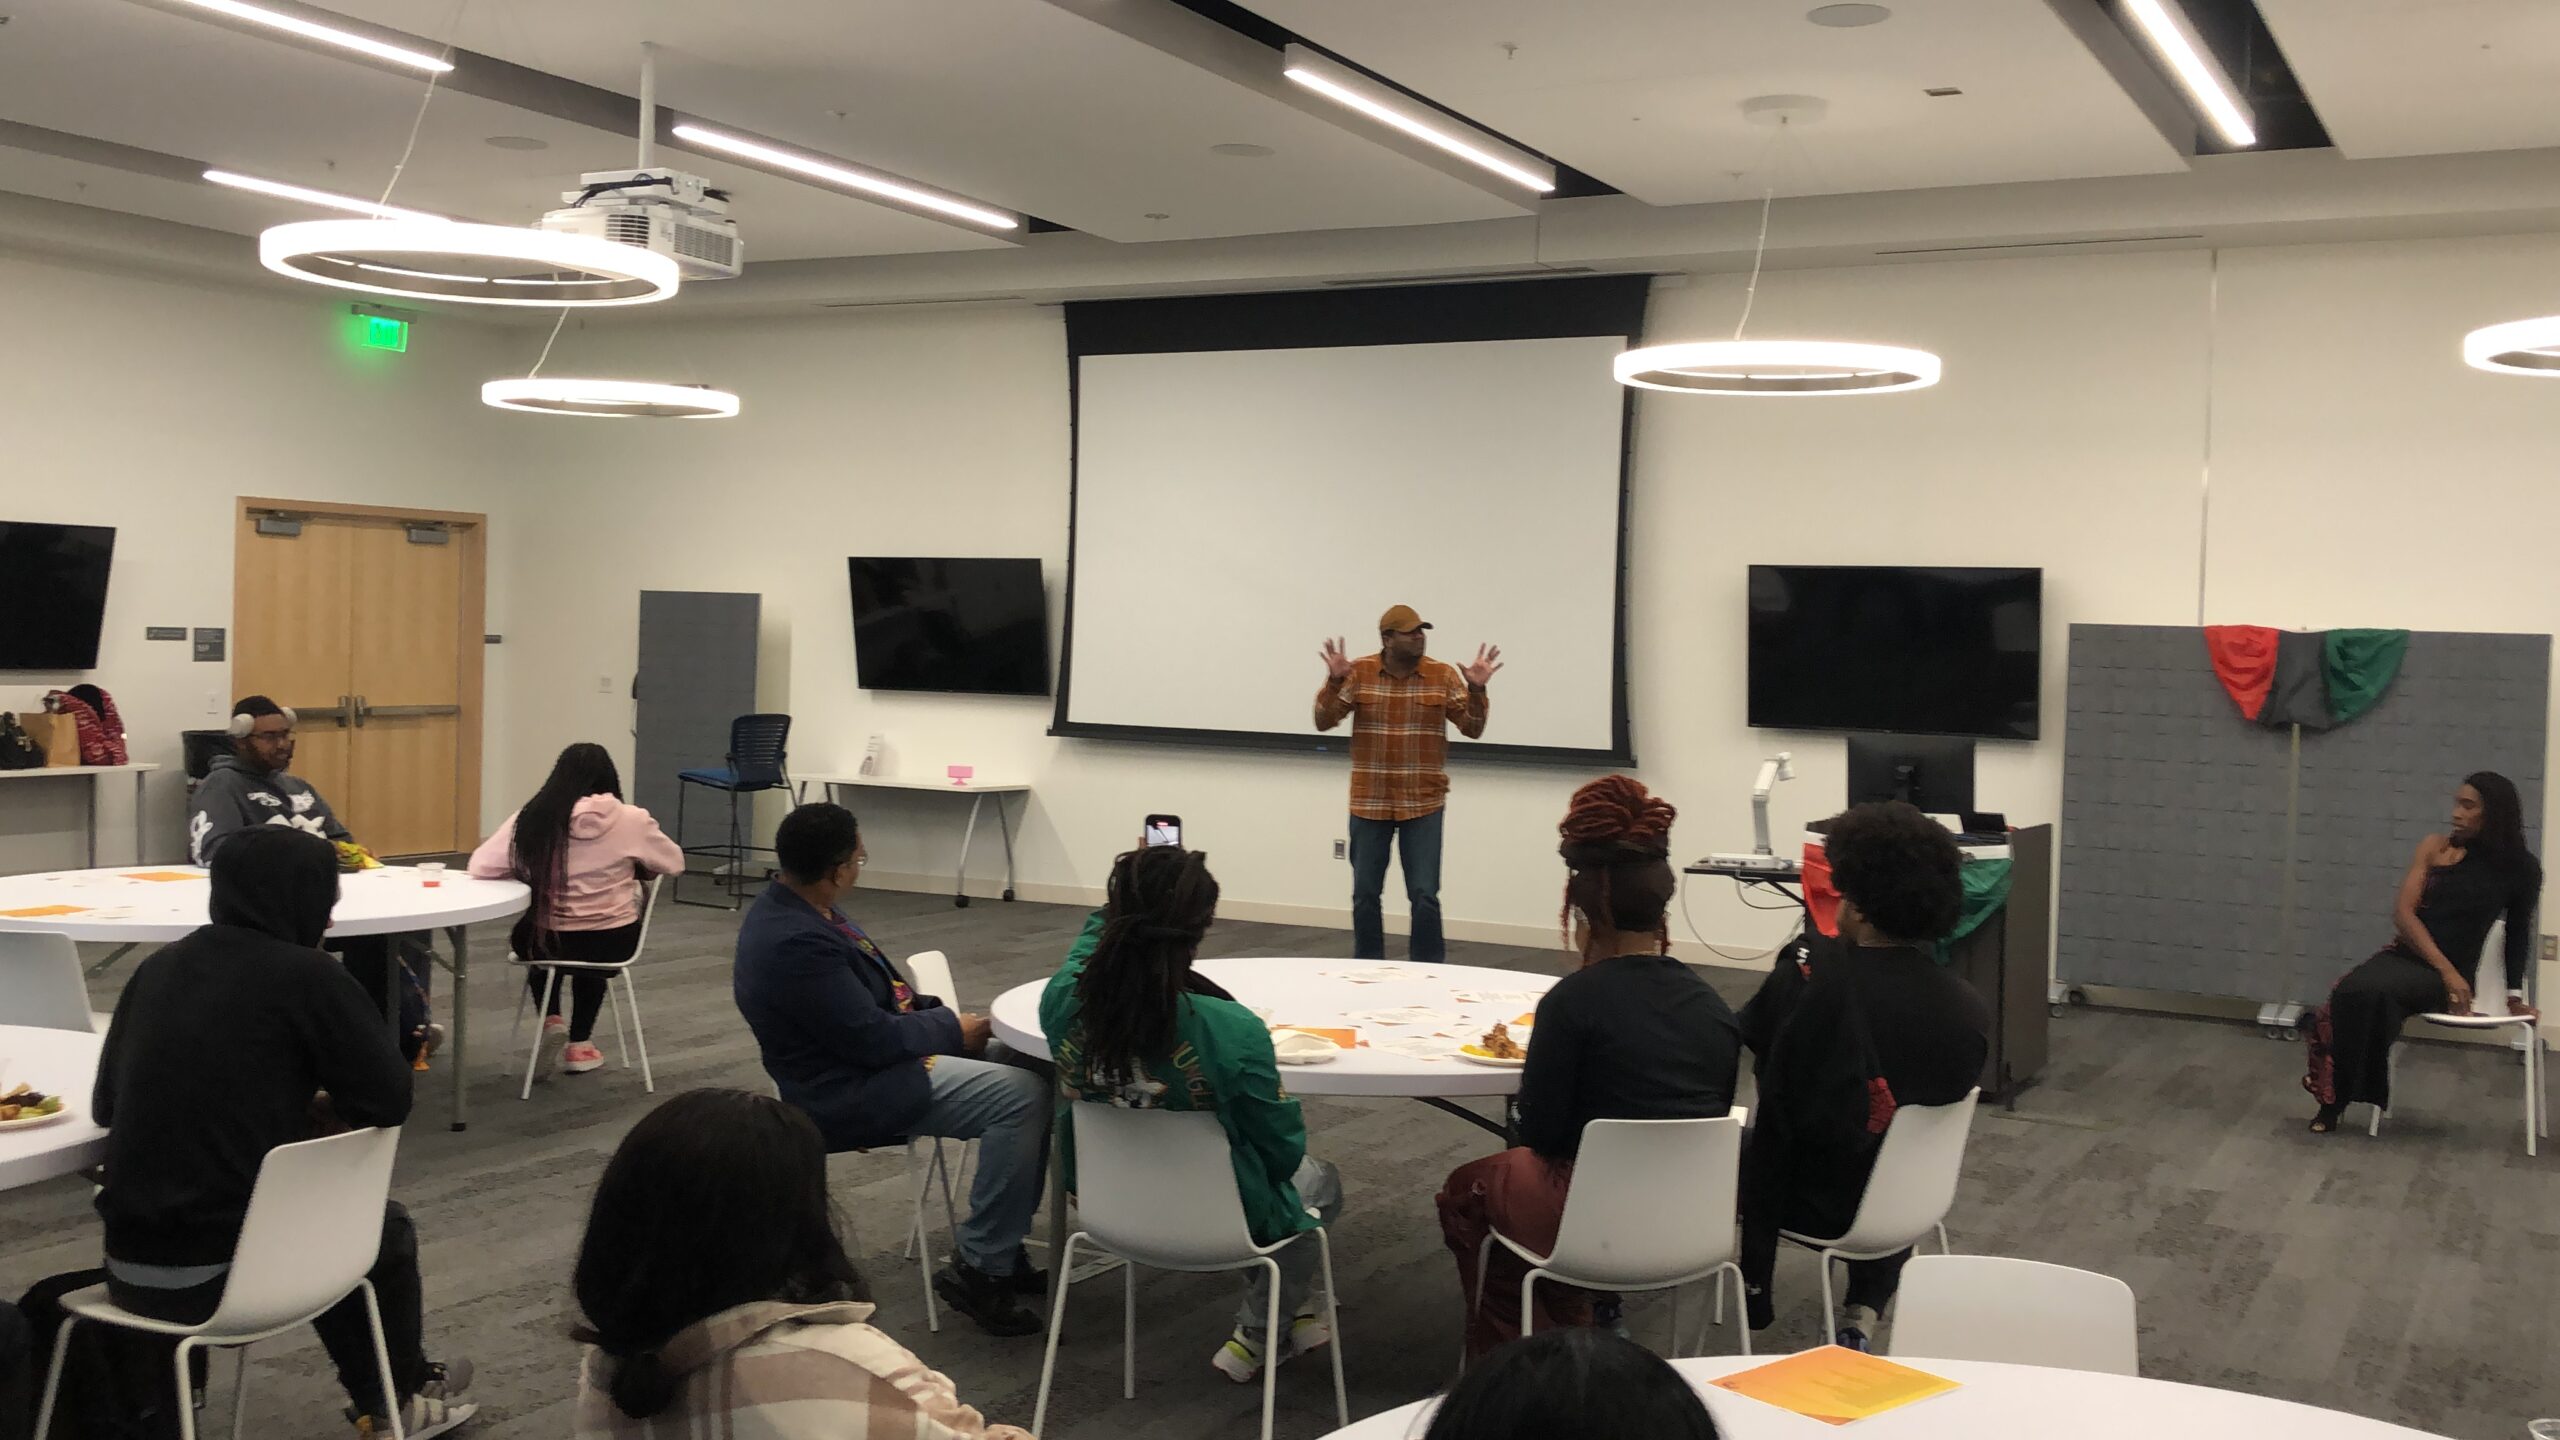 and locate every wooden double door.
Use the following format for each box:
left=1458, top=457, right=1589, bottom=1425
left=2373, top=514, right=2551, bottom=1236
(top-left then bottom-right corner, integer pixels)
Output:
left=231, top=498, right=487, bottom=858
